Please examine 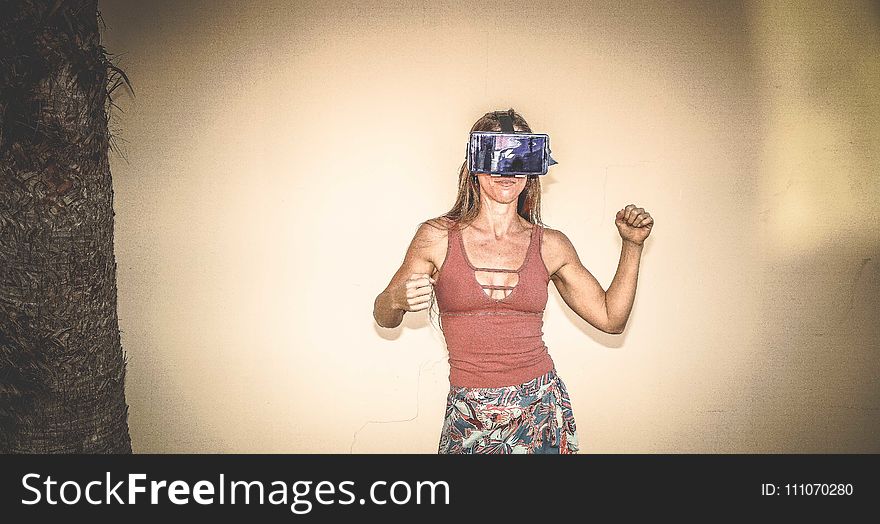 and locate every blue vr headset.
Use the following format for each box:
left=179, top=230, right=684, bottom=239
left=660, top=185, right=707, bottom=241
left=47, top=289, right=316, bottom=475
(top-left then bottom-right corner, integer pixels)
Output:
left=467, top=111, right=558, bottom=176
